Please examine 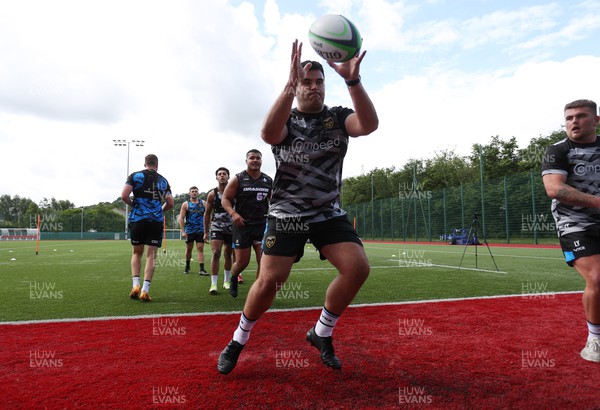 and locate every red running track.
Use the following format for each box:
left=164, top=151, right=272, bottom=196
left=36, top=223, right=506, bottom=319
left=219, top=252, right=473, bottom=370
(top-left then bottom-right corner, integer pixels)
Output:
left=1, top=293, right=598, bottom=409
